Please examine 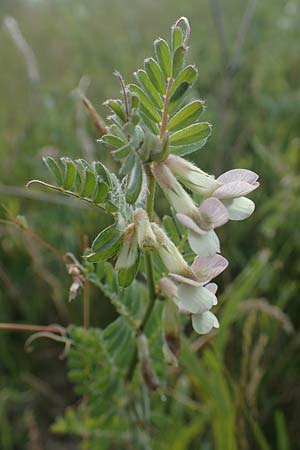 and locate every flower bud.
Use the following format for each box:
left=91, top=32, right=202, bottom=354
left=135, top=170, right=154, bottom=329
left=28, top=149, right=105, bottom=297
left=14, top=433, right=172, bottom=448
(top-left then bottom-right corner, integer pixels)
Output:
left=115, top=223, right=140, bottom=287
left=133, top=208, right=157, bottom=250
left=151, top=223, right=194, bottom=278
left=151, top=163, right=198, bottom=216
left=164, top=154, right=221, bottom=195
